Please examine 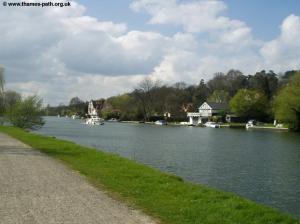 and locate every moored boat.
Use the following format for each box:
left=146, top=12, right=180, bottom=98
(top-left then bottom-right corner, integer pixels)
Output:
left=204, top=121, right=220, bottom=128
left=155, top=120, right=167, bottom=125
left=85, top=100, right=104, bottom=125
